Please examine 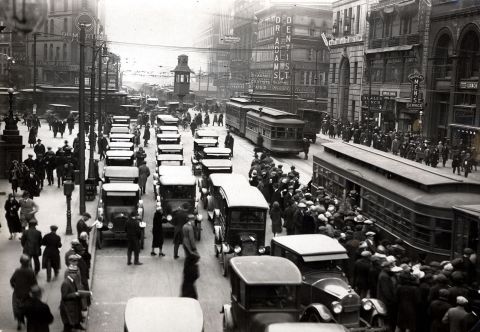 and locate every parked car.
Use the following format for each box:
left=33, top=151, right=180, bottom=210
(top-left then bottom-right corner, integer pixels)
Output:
left=102, top=166, right=138, bottom=184
left=222, top=256, right=302, bottom=332
left=96, top=183, right=144, bottom=248
left=109, top=133, right=135, bottom=143
left=124, top=297, right=203, bottom=332
left=153, top=165, right=192, bottom=196
left=107, top=141, right=134, bottom=151
left=105, top=150, right=135, bottom=167
left=202, top=173, right=247, bottom=218
left=157, top=143, right=183, bottom=156
left=192, top=138, right=218, bottom=175
left=156, top=153, right=184, bottom=166
left=266, top=323, right=348, bottom=332
left=270, top=234, right=387, bottom=331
